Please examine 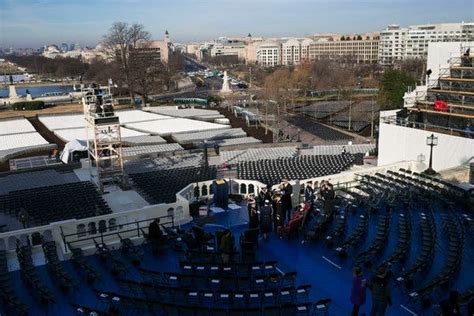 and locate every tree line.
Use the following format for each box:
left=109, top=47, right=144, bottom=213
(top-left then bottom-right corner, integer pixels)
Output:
left=259, top=57, right=424, bottom=111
